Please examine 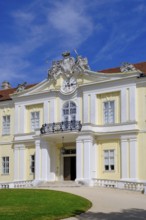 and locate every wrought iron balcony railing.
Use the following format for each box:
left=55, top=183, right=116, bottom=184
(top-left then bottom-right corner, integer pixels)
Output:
left=40, top=120, right=82, bottom=134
